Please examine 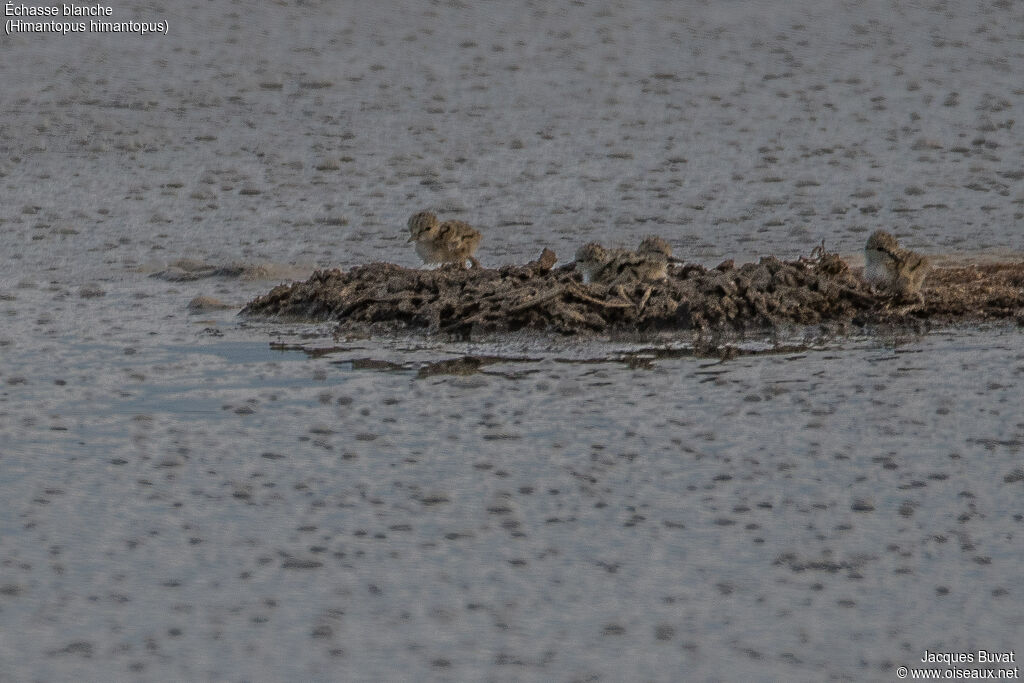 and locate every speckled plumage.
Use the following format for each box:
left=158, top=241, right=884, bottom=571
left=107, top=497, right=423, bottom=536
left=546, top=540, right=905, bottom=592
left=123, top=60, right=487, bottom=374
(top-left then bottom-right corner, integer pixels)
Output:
left=575, top=242, right=625, bottom=284
left=574, top=242, right=607, bottom=284
left=864, top=230, right=930, bottom=298
left=407, top=211, right=482, bottom=268
left=575, top=237, right=674, bottom=285
left=637, top=235, right=673, bottom=259
left=631, top=235, right=674, bottom=282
